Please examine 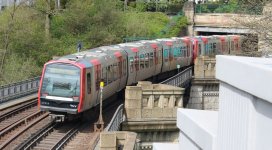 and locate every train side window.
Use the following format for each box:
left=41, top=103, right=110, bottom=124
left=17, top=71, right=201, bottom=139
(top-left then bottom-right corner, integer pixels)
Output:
left=135, top=54, right=139, bottom=71
left=164, top=49, right=168, bottom=62
left=158, top=49, right=161, bottom=64
left=113, top=63, right=118, bottom=80
left=107, top=65, right=113, bottom=84
left=178, top=47, right=181, bottom=57
left=129, top=57, right=134, bottom=73
left=186, top=46, right=189, bottom=57
left=213, top=43, right=216, bottom=54
left=145, top=53, right=149, bottom=68
left=140, top=54, right=145, bottom=69
left=173, top=47, right=178, bottom=57
left=231, top=41, right=234, bottom=52
left=182, top=47, right=185, bottom=57
left=150, top=52, right=154, bottom=67
left=102, top=67, right=107, bottom=86
left=198, top=44, right=201, bottom=56
left=87, top=73, right=91, bottom=94
left=118, top=61, right=122, bottom=79
left=123, top=59, right=126, bottom=76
